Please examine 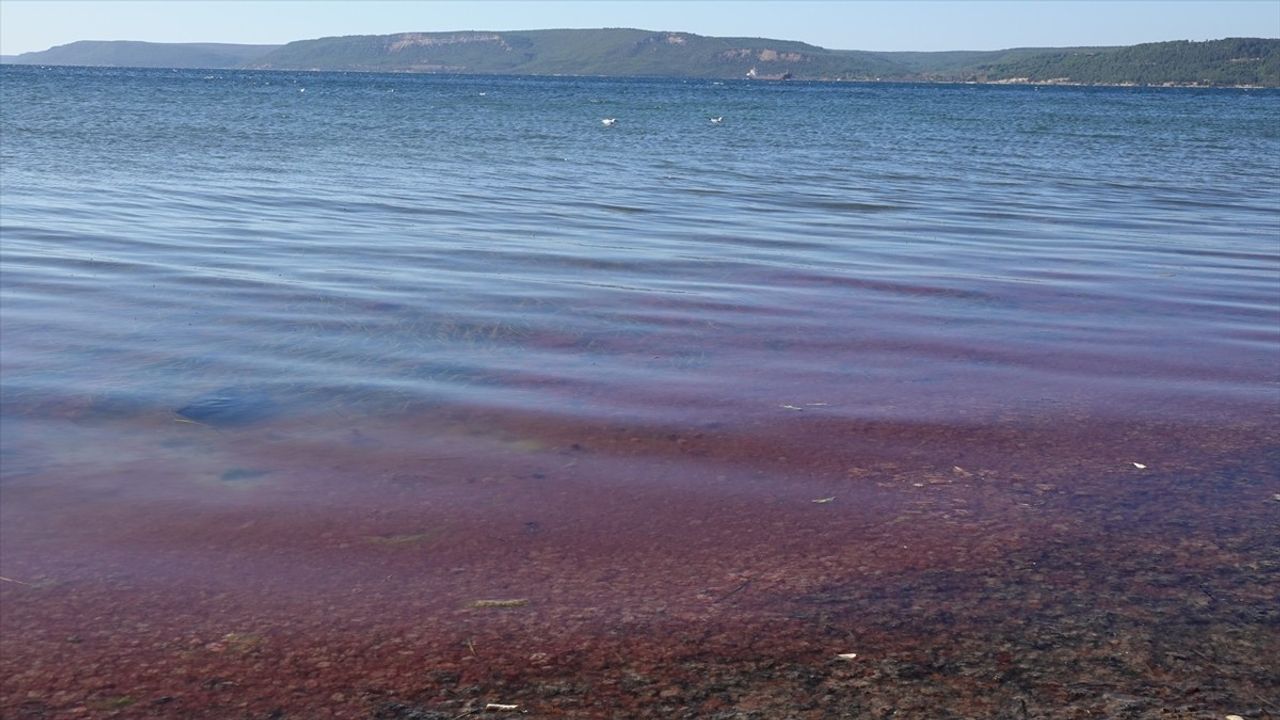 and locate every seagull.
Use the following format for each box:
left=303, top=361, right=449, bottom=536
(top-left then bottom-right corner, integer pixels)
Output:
left=709, top=116, right=724, bottom=125
left=601, top=117, right=618, bottom=127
